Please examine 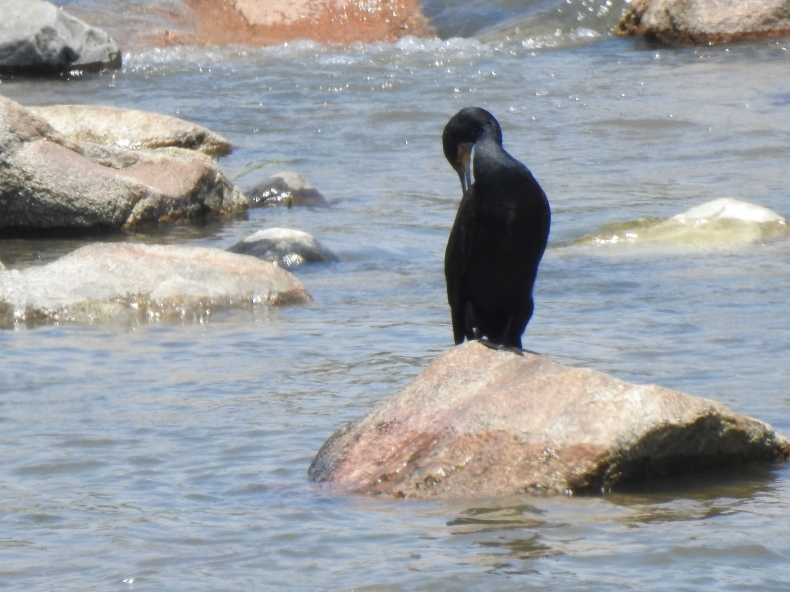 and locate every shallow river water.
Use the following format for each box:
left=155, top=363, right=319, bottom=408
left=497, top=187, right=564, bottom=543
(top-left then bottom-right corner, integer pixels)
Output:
left=1, top=1, right=790, bottom=590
